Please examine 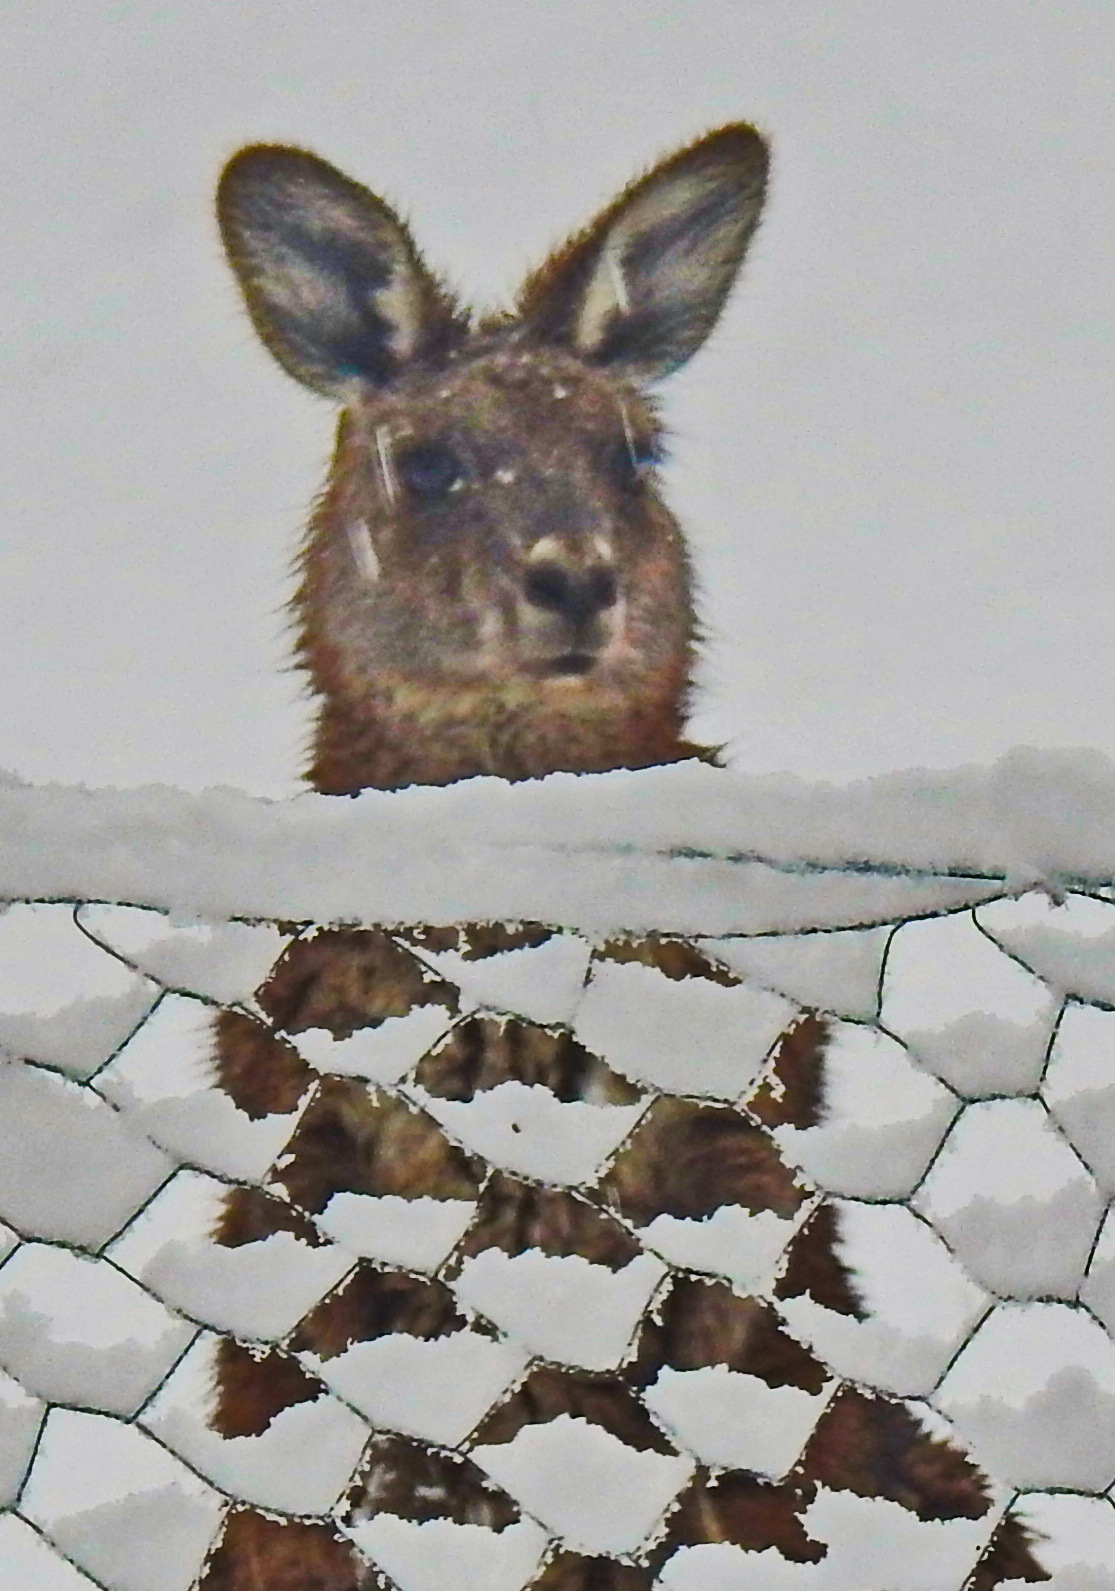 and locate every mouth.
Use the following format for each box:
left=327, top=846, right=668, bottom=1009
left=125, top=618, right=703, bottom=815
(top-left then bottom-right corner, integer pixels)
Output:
left=540, top=652, right=596, bottom=678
